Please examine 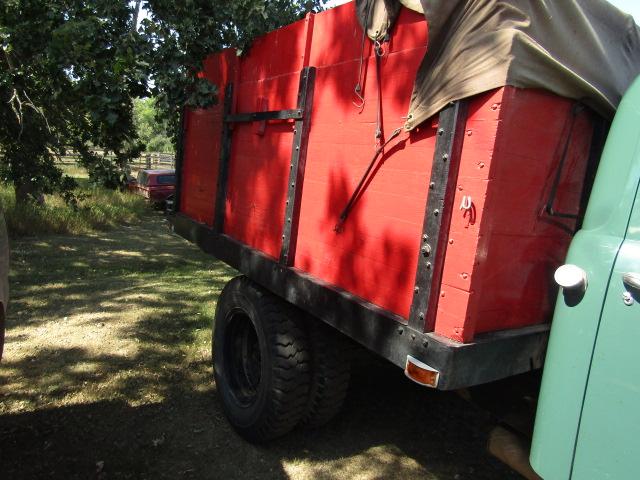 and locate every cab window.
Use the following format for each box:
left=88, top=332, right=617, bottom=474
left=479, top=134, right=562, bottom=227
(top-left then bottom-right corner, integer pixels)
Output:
left=156, top=175, right=175, bottom=185
left=137, top=171, right=149, bottom=186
